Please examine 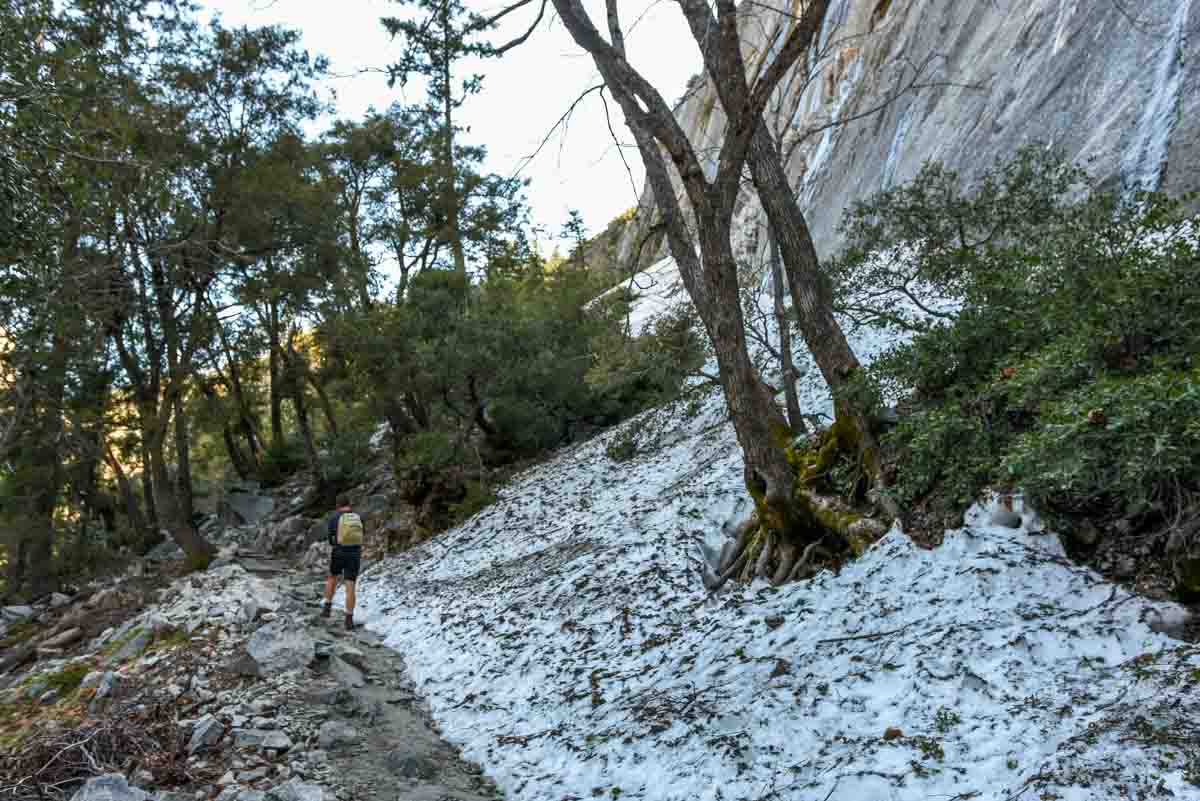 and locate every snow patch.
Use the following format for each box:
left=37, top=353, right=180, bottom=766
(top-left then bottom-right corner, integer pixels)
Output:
left=588, top=255, right=691, bottom=337
left=357, top=272, right=1198, bottom=799
left=881, top=100, right=917, bottom=190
